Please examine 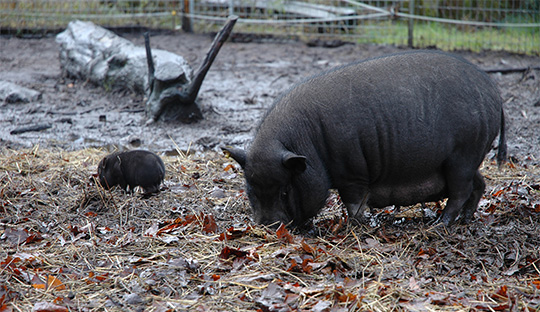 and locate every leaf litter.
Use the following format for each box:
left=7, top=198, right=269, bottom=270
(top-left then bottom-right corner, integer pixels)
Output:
left=0, top=147, right=539, bottom=311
